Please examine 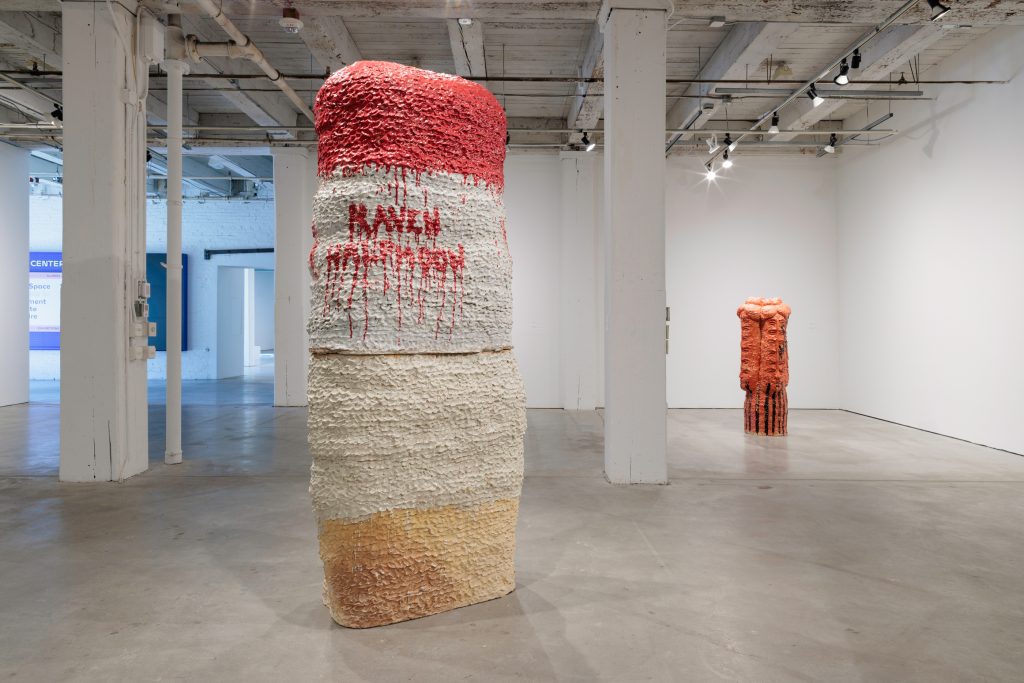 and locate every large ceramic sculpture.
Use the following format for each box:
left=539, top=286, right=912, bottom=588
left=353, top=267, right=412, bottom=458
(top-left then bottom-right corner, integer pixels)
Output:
left=307, top=61, right=526, bottom=628
left=737, top=297, right=791, bottom=436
